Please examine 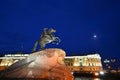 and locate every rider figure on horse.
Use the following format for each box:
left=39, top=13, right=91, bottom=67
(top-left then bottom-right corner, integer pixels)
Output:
left=32, top=28, right=60, bottom=52
left=41, top=28, right=56, bottom=40
left=41, top=28, right=47, bottom=38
